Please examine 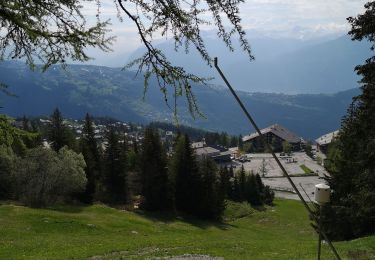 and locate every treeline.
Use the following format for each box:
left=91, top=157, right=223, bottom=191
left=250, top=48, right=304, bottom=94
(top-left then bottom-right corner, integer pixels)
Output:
left=0, top=109, right=274, bottom=220
left=221, top=166, right=274, bottom=206
left=149, top=121, right=241, bottom=148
